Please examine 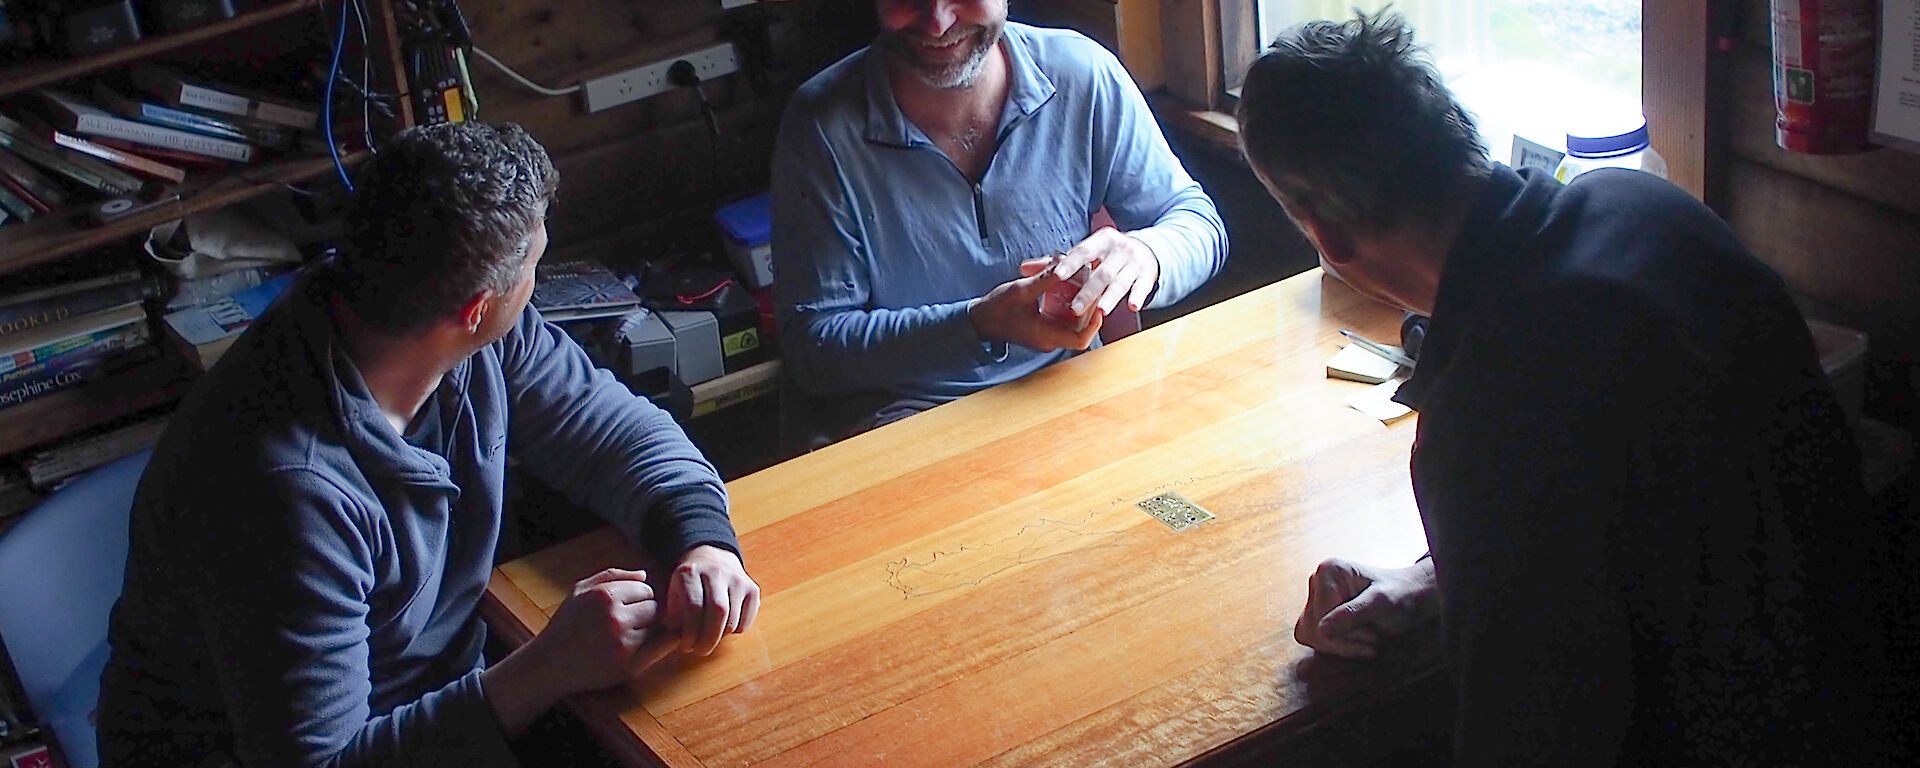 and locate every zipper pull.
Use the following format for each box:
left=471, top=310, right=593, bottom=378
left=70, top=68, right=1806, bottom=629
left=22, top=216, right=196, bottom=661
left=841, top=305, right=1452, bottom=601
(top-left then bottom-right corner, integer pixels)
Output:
left=972, top=183, right=988, bottom=245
